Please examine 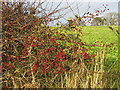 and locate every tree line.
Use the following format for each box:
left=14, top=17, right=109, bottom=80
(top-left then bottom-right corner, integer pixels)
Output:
left=91, top=12, right=118, bottom=26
